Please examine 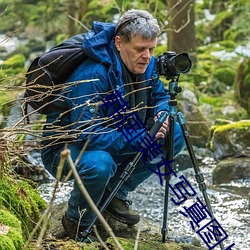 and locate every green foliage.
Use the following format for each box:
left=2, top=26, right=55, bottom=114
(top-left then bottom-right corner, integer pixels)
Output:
left=192, top=40, right=241, bottom=95
left=210, top=11, right=233, bottom=41
left=196, top=0, right=250, bottom=47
